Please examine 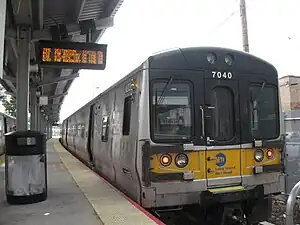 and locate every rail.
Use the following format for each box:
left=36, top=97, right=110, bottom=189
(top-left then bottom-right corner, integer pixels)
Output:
left=286, top=181, right=300, bottom=225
